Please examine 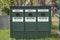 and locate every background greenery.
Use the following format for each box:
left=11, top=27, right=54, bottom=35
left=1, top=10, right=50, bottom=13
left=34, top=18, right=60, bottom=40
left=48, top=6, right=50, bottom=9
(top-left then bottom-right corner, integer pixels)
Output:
left=0, top=0, right=59, bottom=15
left=0, top=0, right=59, bottom=40
left=0, top=29, right=10, bottom=40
